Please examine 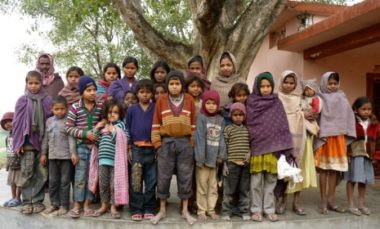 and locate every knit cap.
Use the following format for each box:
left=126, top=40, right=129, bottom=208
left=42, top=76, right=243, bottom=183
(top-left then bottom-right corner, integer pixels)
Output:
left=165, top=69, right=185, bottom=90
left=1, top=112, right=14, bottom=130
left=230, top=102, right=246, bottom=117
left=79, top=76, right=97, bottom=95
left=200, top=90, right=220, bottom=116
